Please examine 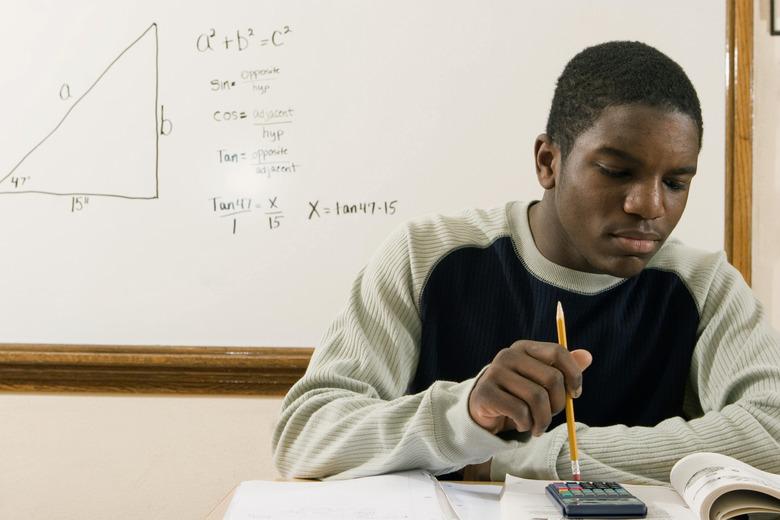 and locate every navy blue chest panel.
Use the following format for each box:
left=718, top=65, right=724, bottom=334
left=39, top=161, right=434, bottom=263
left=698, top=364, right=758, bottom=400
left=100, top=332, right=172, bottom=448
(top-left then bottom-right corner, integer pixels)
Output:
left=413, top=236, right=699, bottom=429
